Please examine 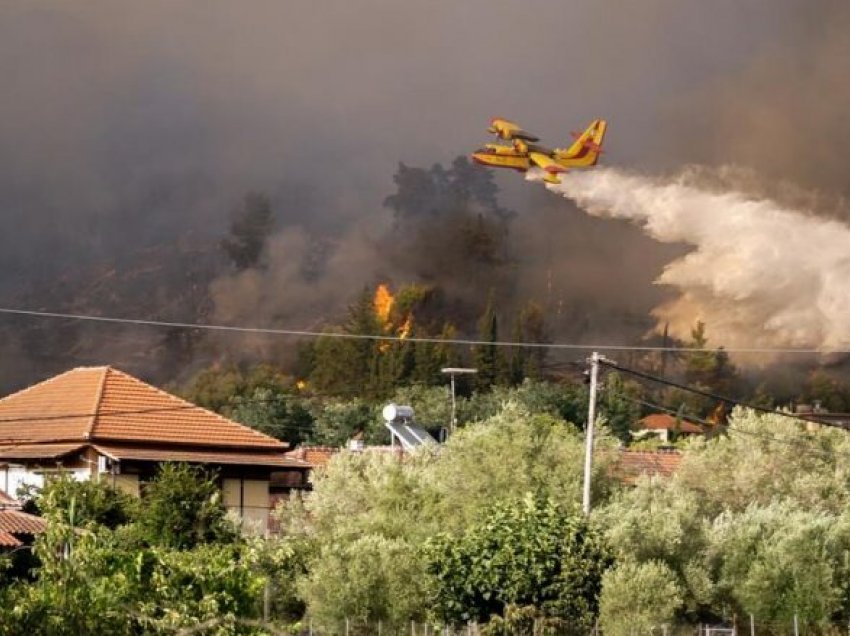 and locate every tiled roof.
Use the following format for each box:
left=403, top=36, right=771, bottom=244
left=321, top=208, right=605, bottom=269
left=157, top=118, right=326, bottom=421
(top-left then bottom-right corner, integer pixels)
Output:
left=285, top=446, right=340, bottom=468
left=614, top=449, right=683, bottom=485
left=0, top=367, right=104, bottom=443
left=638, top=413, right=703, bottom=434
left=0, top=531, right=21, bottom=547
left=0, top=443, right=87, bottom=460
left=0, top=509, right=47, bottom=537
left=93, top=444, right=310, bottom=468
left=0, top=367, right=287, bottom=451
